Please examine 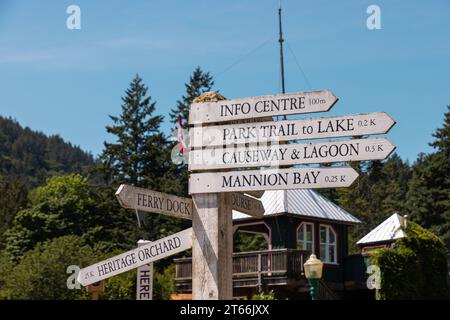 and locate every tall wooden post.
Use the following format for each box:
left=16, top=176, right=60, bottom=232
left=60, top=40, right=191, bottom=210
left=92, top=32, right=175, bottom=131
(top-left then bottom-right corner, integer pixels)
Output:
left=192, top=193, right=233, bottom=299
